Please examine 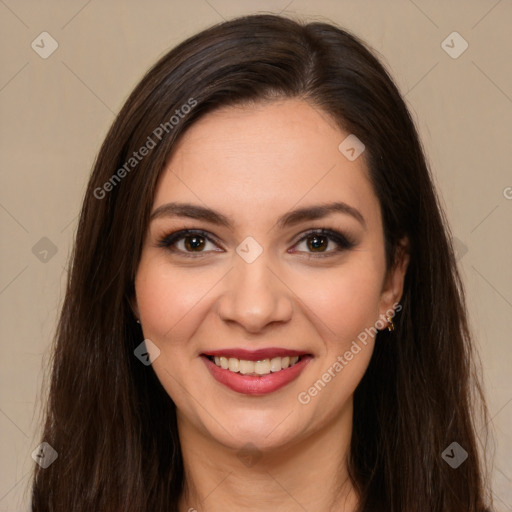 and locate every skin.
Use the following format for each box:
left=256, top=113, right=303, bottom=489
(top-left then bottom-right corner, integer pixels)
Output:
left=132, top=99, right=409, bottom=512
